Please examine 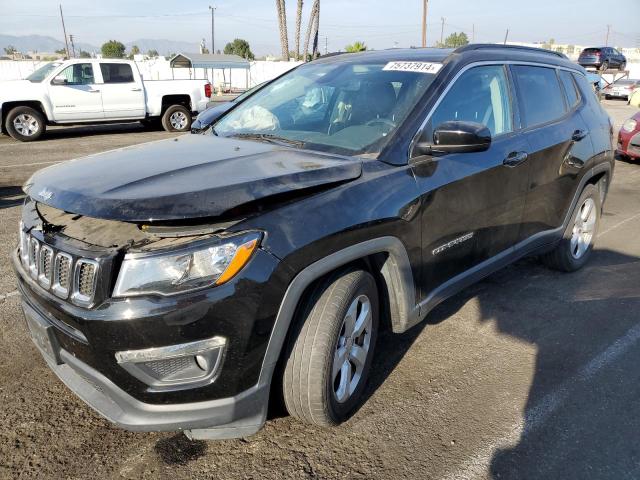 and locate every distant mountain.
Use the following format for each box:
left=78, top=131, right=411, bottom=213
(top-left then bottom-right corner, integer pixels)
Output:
left=0, top=35, right=200, bottom=57
left=0, top=34, right=96, bottom=54
left=125, top=39, right=200, bottom=56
